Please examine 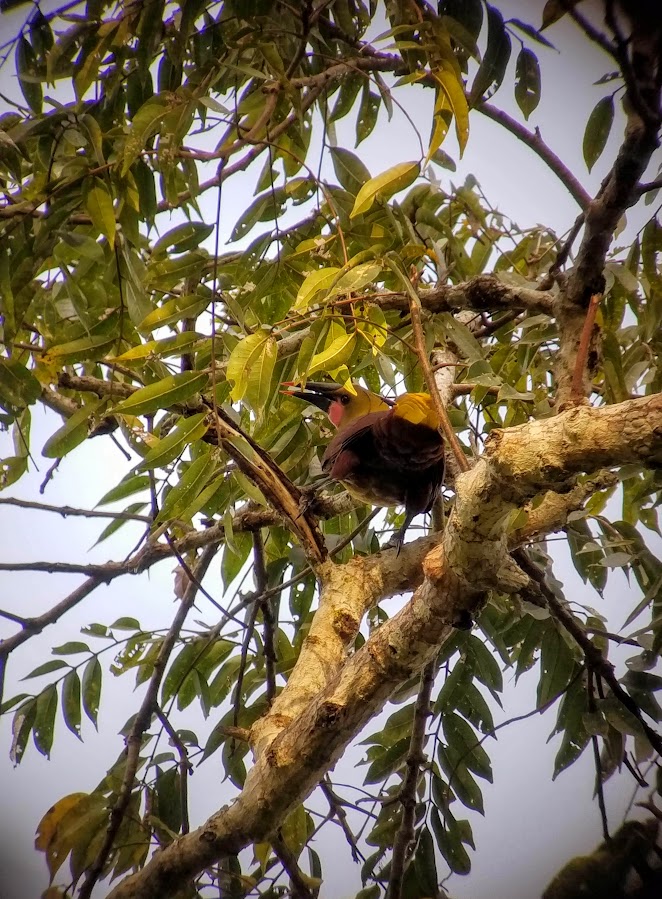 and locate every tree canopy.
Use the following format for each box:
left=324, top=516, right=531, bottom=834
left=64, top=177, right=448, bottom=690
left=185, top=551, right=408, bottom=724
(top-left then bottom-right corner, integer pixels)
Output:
left=1, top=1, right=662, bottom=898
